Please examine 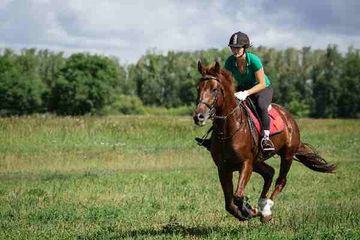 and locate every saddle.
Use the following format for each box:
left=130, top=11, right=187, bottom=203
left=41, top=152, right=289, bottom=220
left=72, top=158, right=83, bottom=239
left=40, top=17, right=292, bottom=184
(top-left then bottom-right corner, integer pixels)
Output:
left=244, top=100, right=285, bottom=137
